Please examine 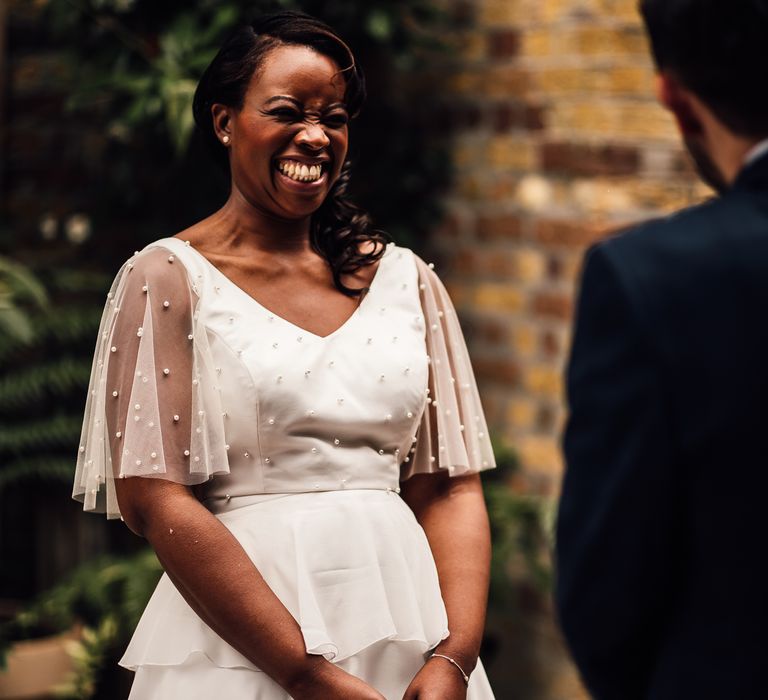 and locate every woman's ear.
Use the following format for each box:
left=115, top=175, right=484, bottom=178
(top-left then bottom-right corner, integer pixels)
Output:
left=211, top=104, right=233, bottom=145
left=656, top=72, right=703, bottom=136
